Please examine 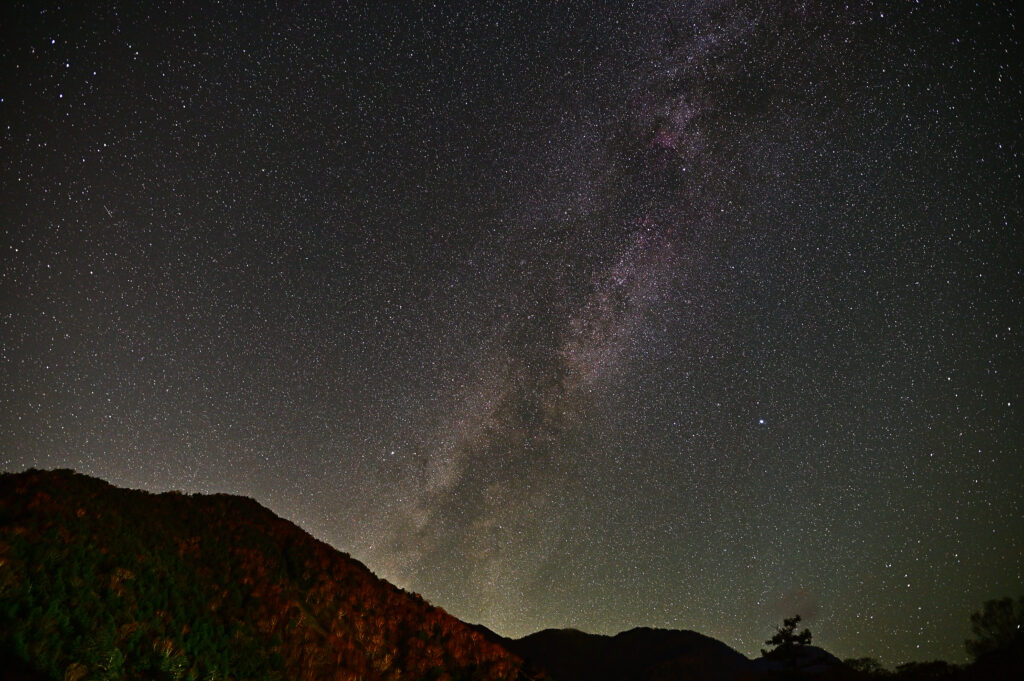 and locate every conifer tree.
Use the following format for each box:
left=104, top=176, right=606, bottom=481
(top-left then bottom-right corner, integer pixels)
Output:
left=761, top=615, right=813, bottom=672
